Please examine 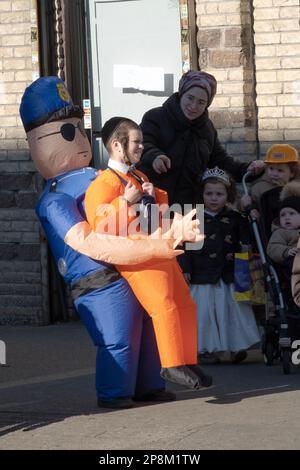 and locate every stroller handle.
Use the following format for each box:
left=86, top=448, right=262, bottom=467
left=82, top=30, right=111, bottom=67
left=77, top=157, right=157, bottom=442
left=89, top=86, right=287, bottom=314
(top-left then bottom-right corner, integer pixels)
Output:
left=241, top=171, right=254, bottom=196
